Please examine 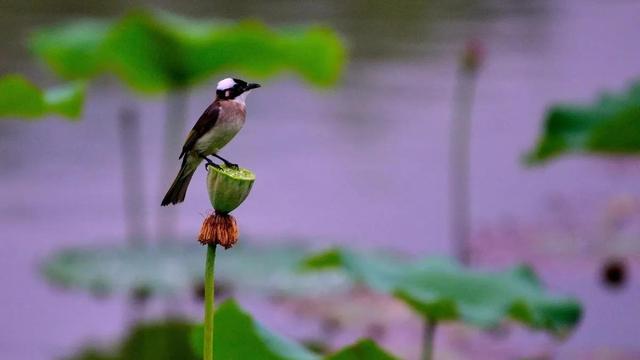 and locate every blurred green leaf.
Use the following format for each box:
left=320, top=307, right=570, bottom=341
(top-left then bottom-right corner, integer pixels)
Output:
left=192, top=300, right=319, bottom=360
left=30, top=20, right=110, bottom=79
left=67, top=319, right=199, bottom=360
left=41, top=241, right=349, bottom=297
left=69, top=300, right=392, bottom=360
left=303, top=248, right=582, bottom=337
left=120, top=320, right=197, bottom=360
left=325, top=339, right=398, bottom=360
left=526, top=80, right=640, bottom=164
left=30, top=10, right=345, bottom=93
left=0, top=74, right=85, bottom=120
